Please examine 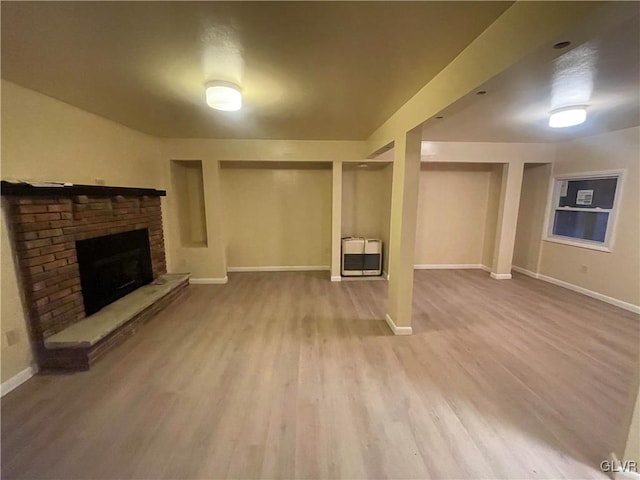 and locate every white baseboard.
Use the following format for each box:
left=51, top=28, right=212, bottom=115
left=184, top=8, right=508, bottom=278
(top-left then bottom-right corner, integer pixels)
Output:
left=414, top=263, right=486, bottom=270
left=490, top=272, right=512, bottom=280
left=511, top=265, right=538, bottom=278
left=383, top=270, right=389, bottom=280
left=1, top=366, right=36, bottom=397
left=189, top=276, right=228, bottom=284
left=511, top=266, right=640, bottom=314
left=331, top=275, right=342, bottom=282
left=227, top=266, right=330, bottom=272
left=384, top=314, right=413, bottom=335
